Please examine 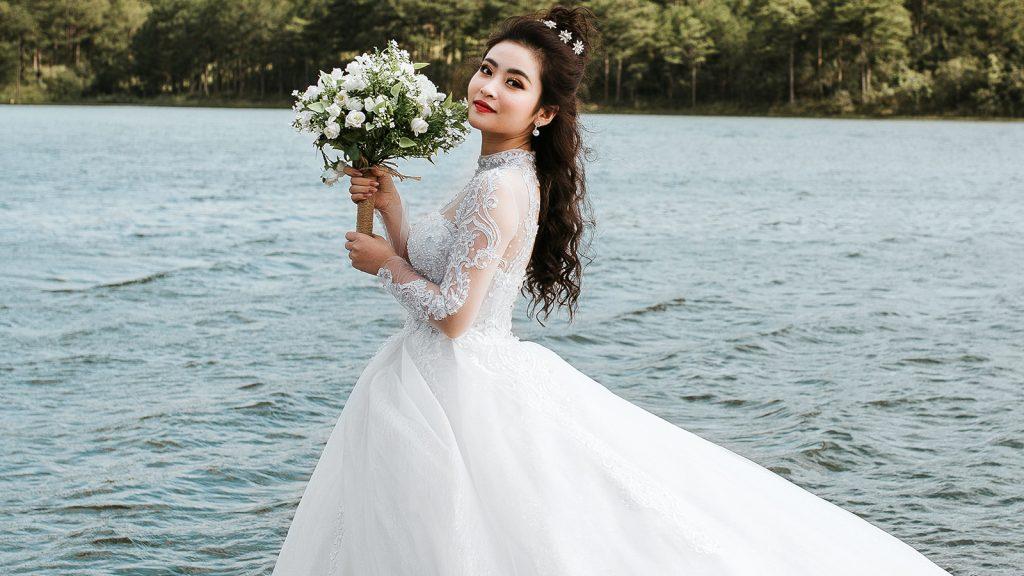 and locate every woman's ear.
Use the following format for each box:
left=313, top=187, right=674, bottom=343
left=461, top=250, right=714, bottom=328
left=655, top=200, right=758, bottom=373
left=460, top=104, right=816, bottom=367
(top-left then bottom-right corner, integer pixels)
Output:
left=539, top=105, right=559, bottom=127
